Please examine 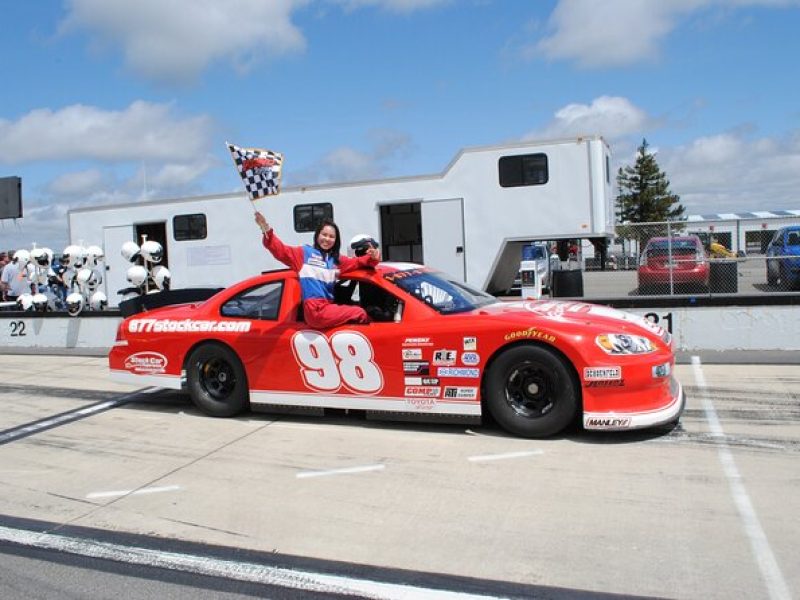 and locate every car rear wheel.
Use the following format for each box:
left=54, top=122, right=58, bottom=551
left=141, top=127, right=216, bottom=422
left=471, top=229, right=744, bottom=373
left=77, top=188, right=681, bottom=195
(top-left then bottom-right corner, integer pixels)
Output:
left=186, top=343, right=249, bottom=417
left=485, top=345, right=579, bottom=438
